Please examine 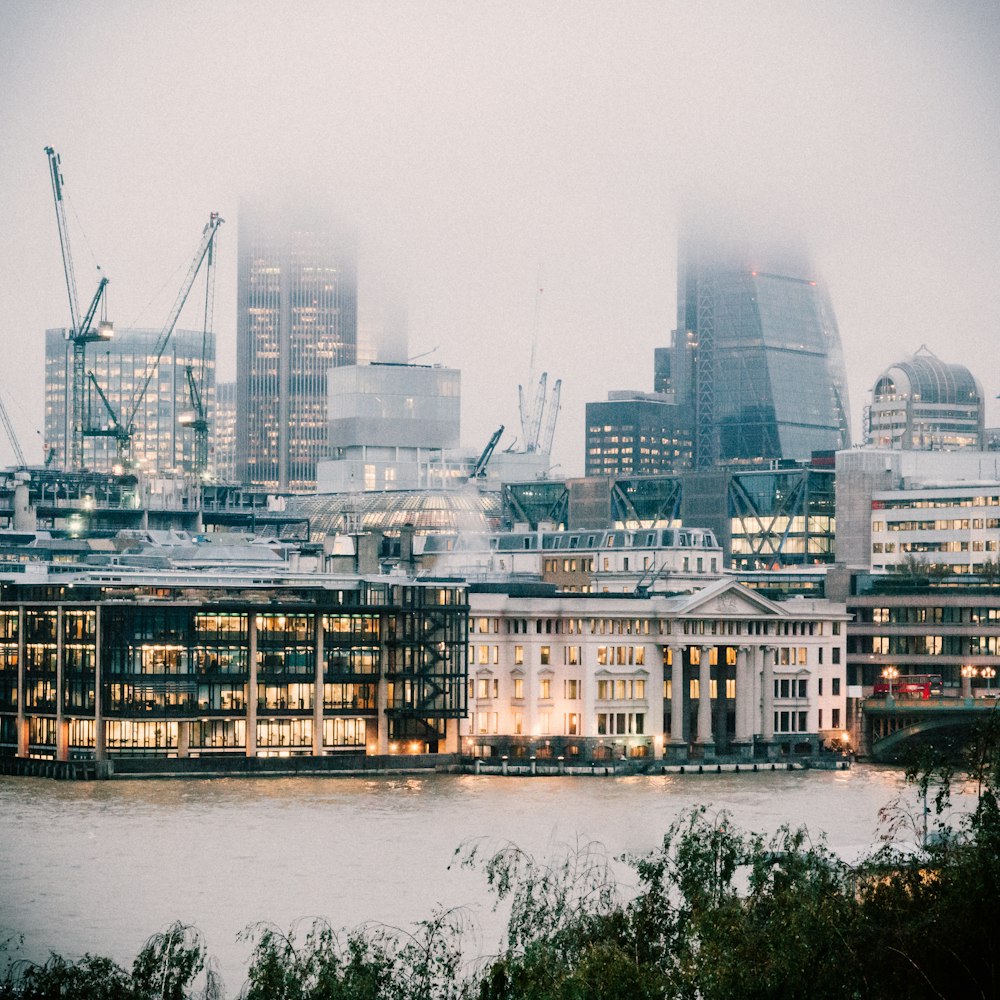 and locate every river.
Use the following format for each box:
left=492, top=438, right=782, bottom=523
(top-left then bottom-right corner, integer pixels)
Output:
left=0, top=765, right=961, bottom=991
